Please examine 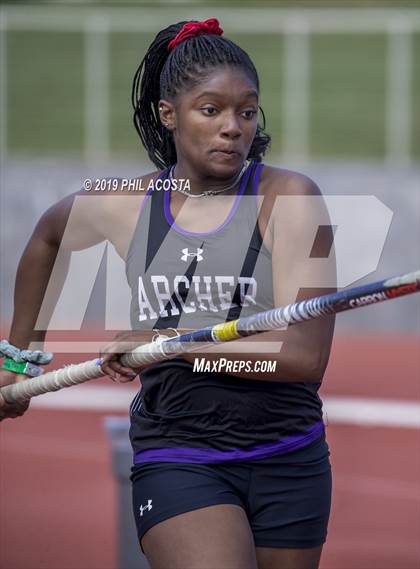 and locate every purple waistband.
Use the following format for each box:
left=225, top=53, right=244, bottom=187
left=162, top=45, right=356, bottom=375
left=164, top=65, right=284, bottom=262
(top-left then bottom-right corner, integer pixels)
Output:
left=133, top=421, right=324, bottom=464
